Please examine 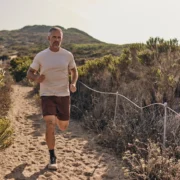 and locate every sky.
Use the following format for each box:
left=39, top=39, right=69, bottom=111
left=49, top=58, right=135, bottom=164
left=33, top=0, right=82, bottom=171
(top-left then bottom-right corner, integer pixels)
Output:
left=0, top=0, right=180, bottom=45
